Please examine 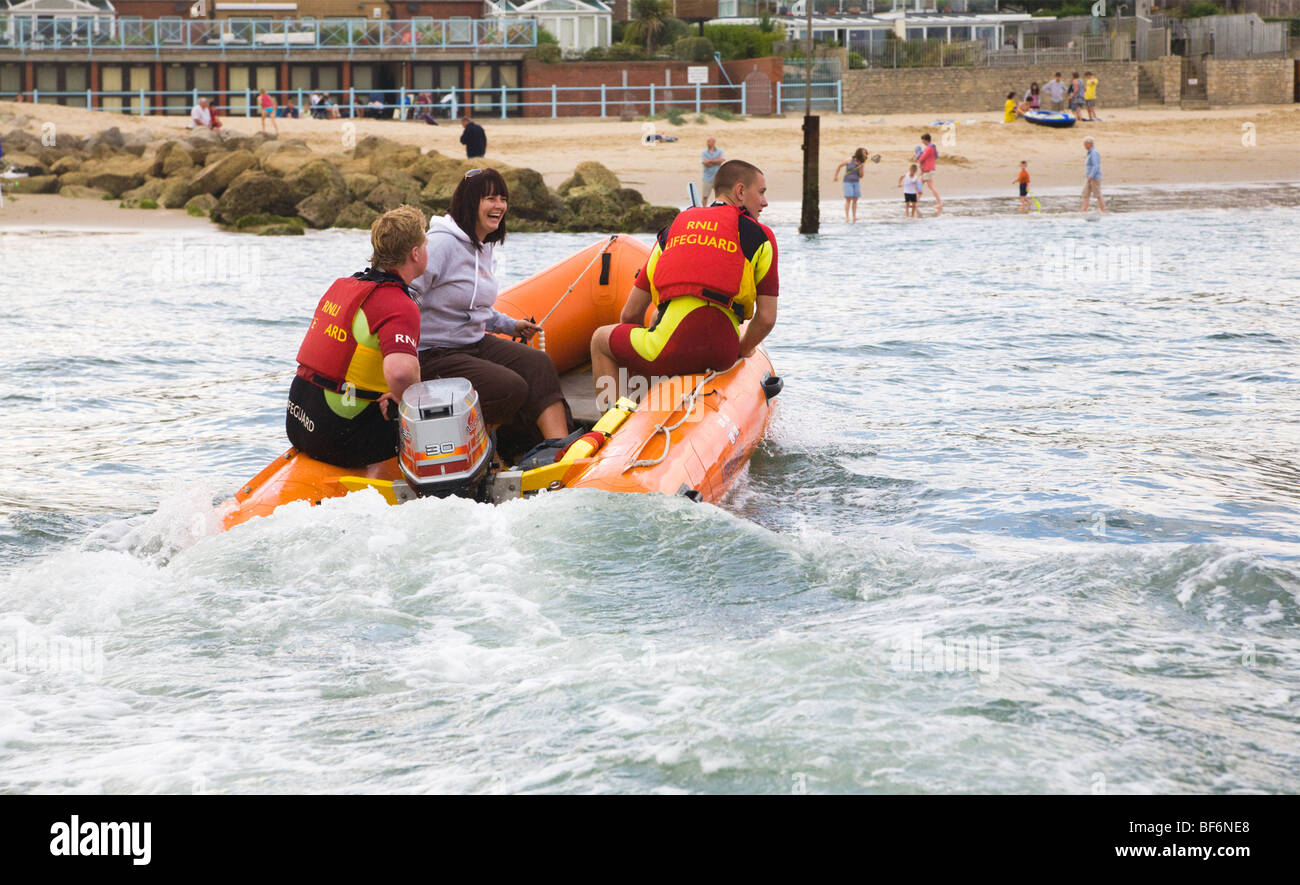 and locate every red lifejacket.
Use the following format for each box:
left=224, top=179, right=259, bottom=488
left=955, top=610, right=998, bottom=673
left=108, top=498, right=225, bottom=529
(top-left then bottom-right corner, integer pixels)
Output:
left=652, top=204, right=746, bottom=306
left=295, top=273, right=404, bottom=388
